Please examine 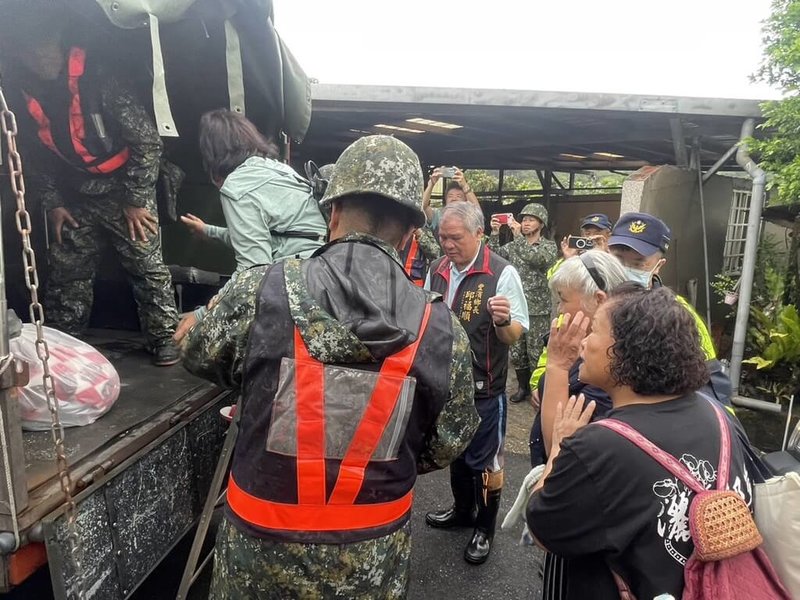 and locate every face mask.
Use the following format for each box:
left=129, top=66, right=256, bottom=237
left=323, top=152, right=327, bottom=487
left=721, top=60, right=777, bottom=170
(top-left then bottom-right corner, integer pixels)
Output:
left=625, top=266, right=654, bottom=289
